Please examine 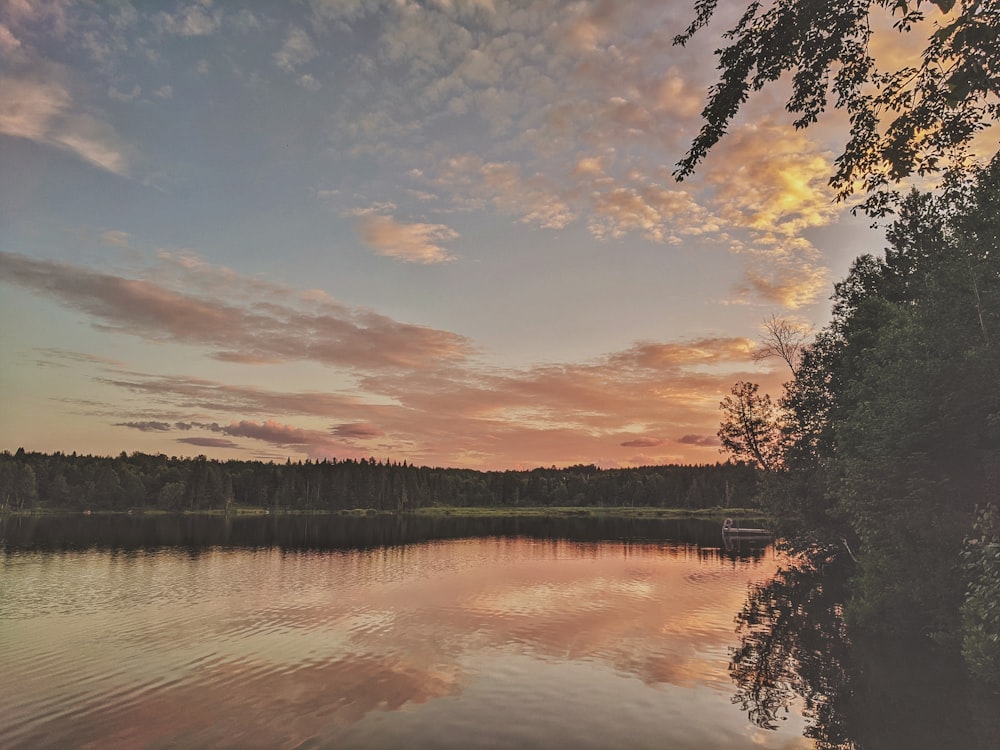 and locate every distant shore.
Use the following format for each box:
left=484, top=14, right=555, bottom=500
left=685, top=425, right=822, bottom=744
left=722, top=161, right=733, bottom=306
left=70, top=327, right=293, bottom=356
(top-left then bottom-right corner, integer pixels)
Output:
left=2, top=505, right=763, bottom=520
